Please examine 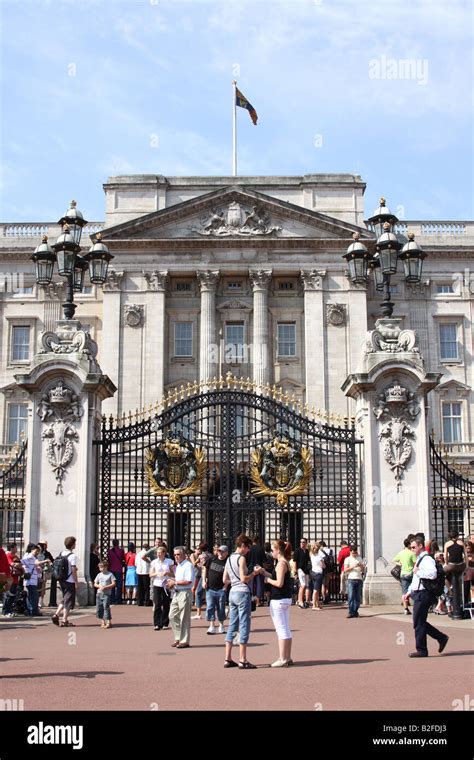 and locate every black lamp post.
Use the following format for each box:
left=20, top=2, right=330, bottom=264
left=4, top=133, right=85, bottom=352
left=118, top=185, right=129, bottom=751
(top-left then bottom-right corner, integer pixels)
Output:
left=31, top=201, right=113, bottom=320
left=344, top=197, right=426, bottom=318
